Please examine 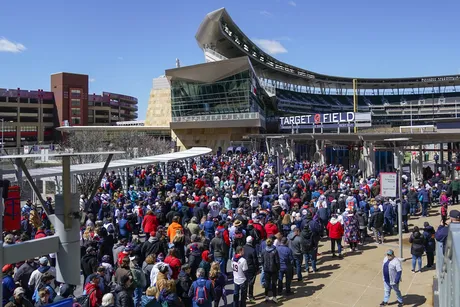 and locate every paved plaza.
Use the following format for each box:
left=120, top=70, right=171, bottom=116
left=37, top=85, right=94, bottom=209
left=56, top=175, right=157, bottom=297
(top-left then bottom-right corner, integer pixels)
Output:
left=244, top=205, right=449, bottom=307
